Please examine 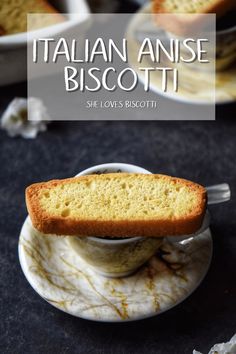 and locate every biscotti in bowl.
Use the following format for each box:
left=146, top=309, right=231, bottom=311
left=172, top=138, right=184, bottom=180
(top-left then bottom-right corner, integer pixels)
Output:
left=0, top=0, right=65, bottom=36
left=152, top=0, right=236, bottom=71
left=152, top=0, right=235, bottom=35
left=0, top=0, right=90, bottom=86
